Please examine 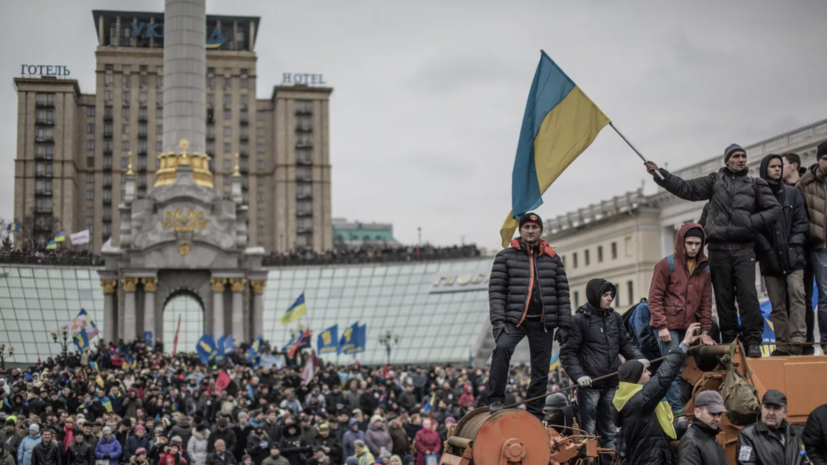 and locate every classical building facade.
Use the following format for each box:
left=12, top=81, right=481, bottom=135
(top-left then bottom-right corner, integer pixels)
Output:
left=544, top=118, right=827, bottom=307
left=13, top=8, right=333, bottom=254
